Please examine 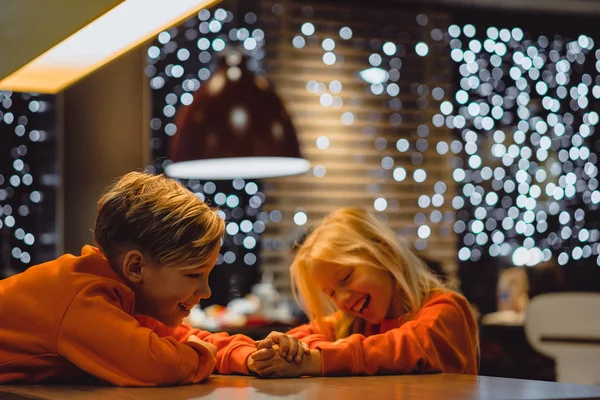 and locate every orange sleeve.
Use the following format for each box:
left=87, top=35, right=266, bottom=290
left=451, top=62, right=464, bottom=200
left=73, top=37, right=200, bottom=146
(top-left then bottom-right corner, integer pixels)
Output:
left=287, top=321, right=335, bottom=349
left=135, top=315, right=257, bottom=375
left=315, top=293, right=478, bottom=376
left=193, top=330, right=256, bottom=375
left=57, top=282, right=216, bottom=386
